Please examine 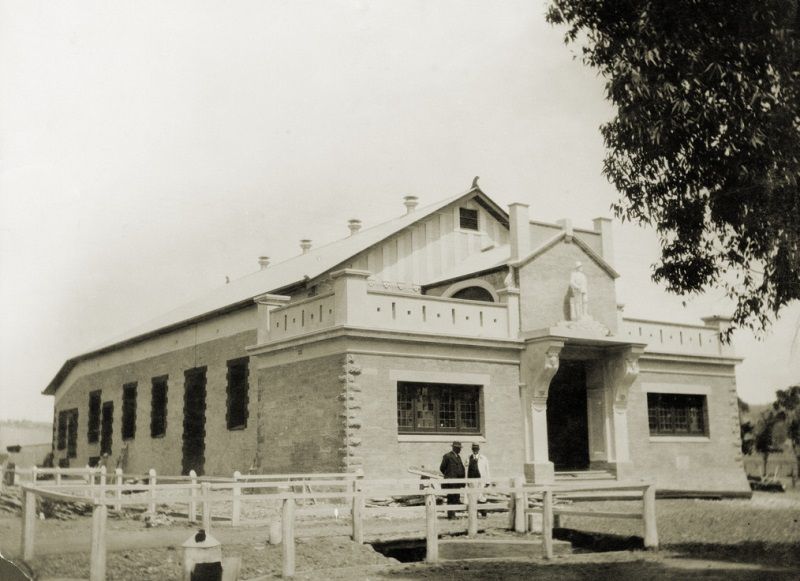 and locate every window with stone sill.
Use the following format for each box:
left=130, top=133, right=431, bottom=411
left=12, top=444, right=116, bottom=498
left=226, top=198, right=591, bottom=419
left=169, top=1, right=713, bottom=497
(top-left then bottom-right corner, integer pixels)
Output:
left=88, top=390, right=101, bottom=444
left=151, top=376, right=168, bottom=438
left=647, top=393, right=708, bottom=437
left=226, top=358, right=249, bottom=430
left=397, top=382, right=482, bottom=435
left=122, top=382, right=137, bottom=440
